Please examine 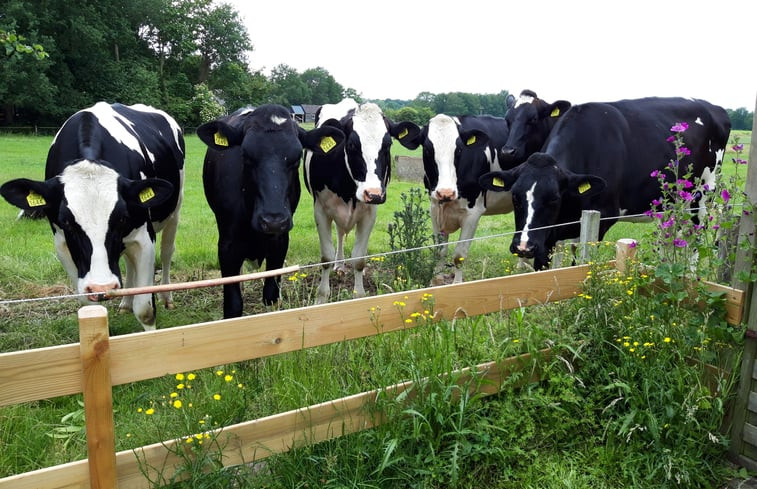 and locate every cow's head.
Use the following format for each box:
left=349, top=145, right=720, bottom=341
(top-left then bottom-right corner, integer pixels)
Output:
left=198, top=105, right=345, bottom=234
left=501, top=90, right=571, bottom=166
left=323, top=102, right=420, bottom=204
left=397, top=114, right=489, bottom=204
left=479, top=152, right=605, bottom=269
left=1, top=161, right=174, bottom=300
